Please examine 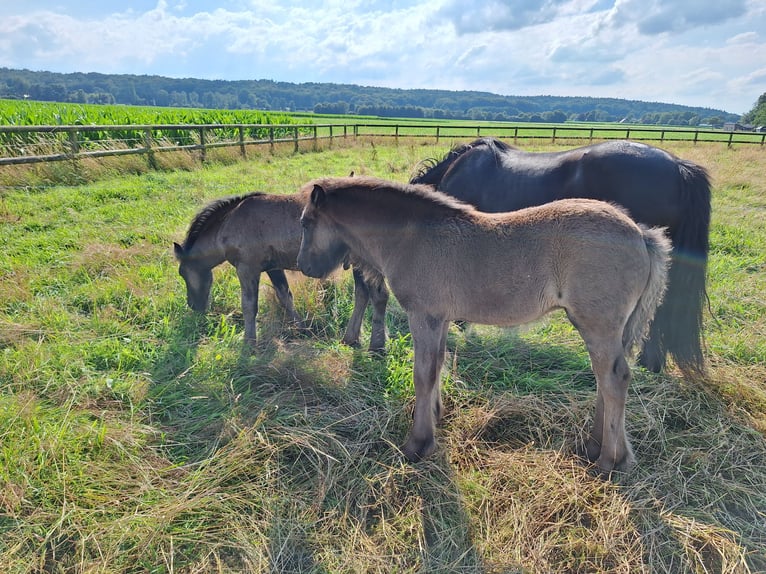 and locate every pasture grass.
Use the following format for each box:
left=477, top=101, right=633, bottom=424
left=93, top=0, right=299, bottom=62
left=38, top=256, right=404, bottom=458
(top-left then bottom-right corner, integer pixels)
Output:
left=1, top=138, right=765, bottom=573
